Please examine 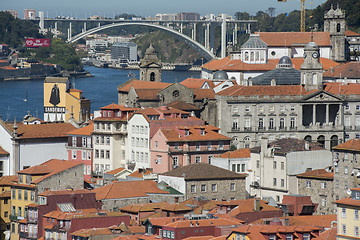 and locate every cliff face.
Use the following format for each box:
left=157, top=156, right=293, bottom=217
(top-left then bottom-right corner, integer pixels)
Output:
left=134, top=31, right=202, bottom=64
